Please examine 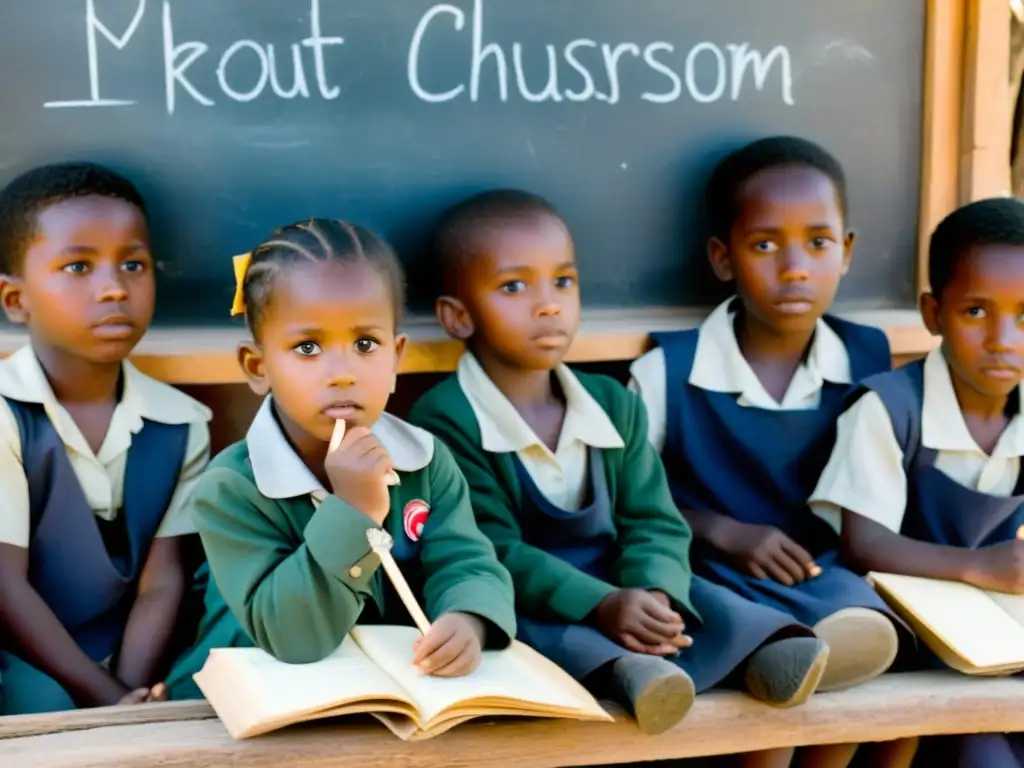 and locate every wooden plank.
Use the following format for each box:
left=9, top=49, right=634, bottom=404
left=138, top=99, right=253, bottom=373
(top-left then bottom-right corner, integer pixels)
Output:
left=4, top=673, right=1023, bottom=768
left=0, top=309, right=937, bottom=385
left=917, top=0, right=967, bottom=294
left=959, top=0, right=1012, bottom=203
left=0, top=701, right=214, bottom=741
